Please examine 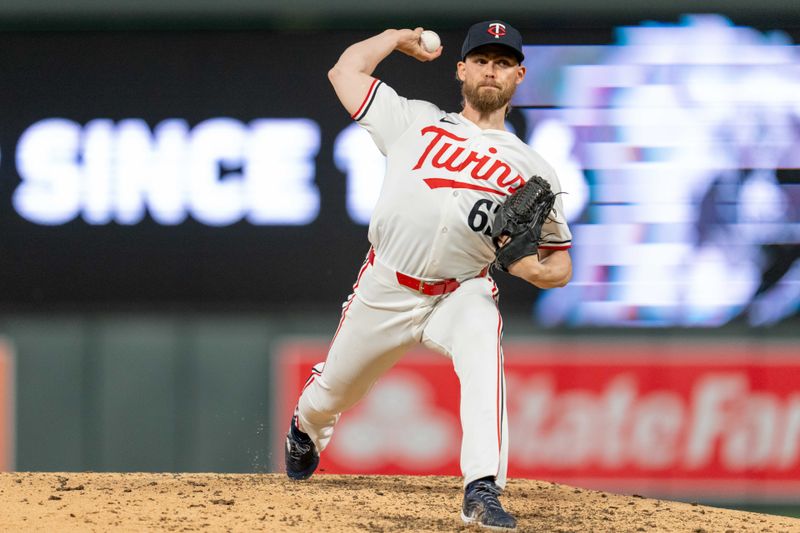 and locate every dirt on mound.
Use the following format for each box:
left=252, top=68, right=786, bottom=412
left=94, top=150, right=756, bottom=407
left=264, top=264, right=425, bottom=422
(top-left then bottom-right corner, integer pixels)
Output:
left=0, top=472, right=798, bottom=532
